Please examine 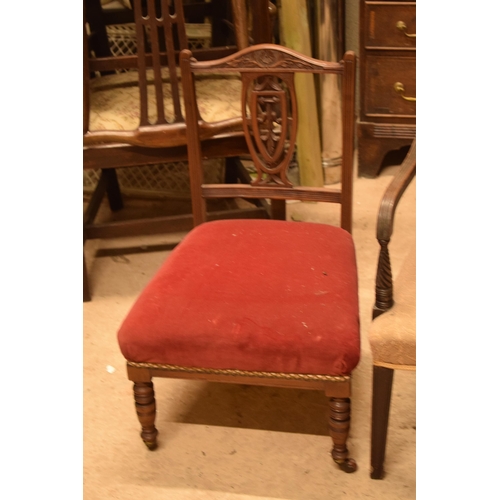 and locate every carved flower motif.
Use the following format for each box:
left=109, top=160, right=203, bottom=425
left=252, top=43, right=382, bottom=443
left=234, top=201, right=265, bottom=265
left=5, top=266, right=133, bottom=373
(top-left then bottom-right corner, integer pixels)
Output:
left=255, top=50, right=282, bottom=68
